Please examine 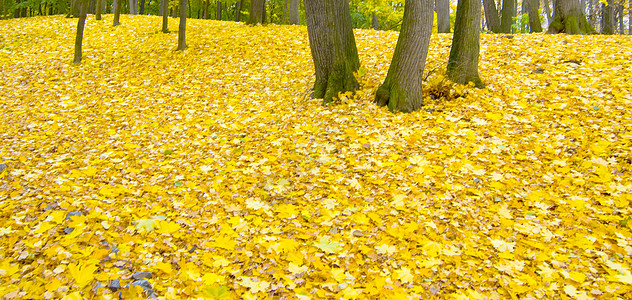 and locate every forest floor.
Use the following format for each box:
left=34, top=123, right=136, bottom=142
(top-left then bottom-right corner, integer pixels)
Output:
left=0, top=15, right=631, bottom=299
